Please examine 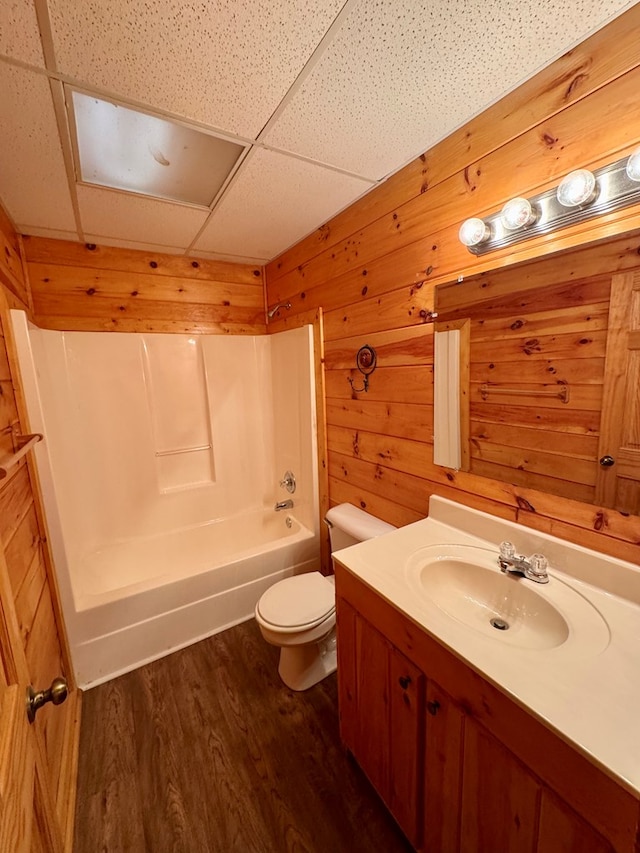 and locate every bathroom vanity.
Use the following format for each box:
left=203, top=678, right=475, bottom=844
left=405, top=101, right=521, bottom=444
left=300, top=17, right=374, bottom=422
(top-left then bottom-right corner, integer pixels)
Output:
left=333, top=498, right=640, bottom=852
